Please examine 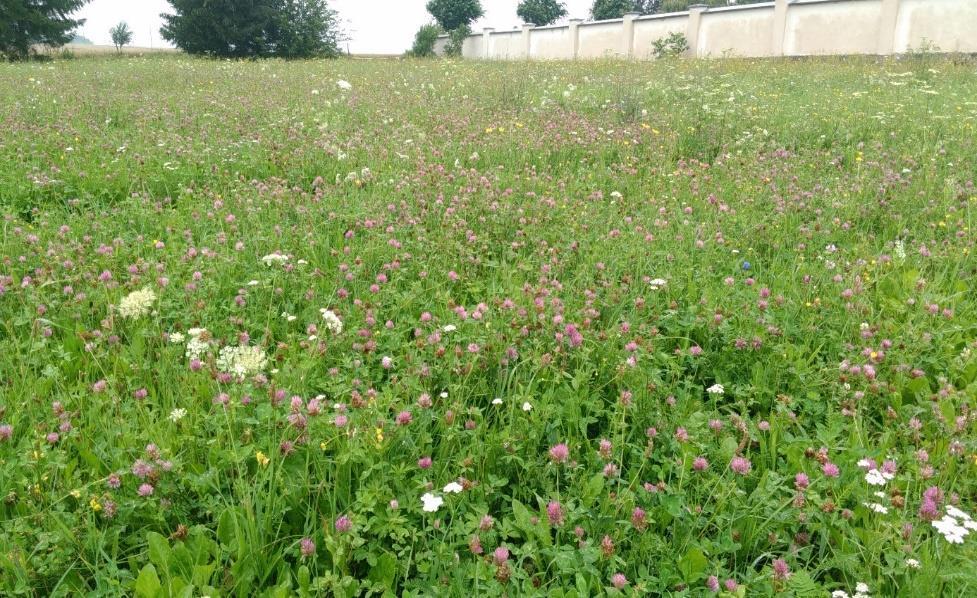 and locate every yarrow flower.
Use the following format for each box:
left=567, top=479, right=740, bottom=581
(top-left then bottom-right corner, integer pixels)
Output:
left=217, top=344, right=268, bottom=378
left=168, top=408, right=187, bottom=422
left=117, top=287, right=156, bottom=319
left=261, top=252, right=288, bottom=266
left=932, top=506, right=977, bottom=544
left=706, top=383, right=725, bottom=396
left=443, top=481, right=464, bottom=494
